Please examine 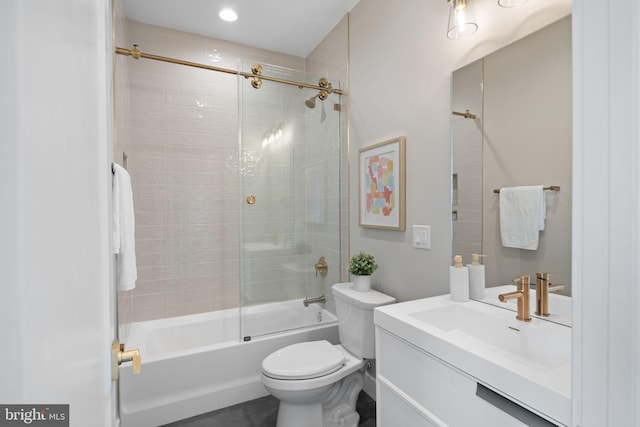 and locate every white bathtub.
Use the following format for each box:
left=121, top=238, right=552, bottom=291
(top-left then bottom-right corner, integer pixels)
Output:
left=119, top=300, right=339, bottom=427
